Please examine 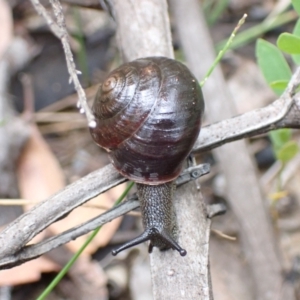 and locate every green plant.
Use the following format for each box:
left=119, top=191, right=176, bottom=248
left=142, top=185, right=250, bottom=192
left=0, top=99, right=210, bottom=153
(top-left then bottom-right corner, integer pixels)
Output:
left=256, top=0, right=300, bottom=192
left=256, top=0, right=300, bottom=94
left=203, top=0, right=230, bottom=26
left=200, top=14, right=247, bottom=87
left=269, top=129, right=298, bottom=165
left=216, top=10, right=298, bottom=52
